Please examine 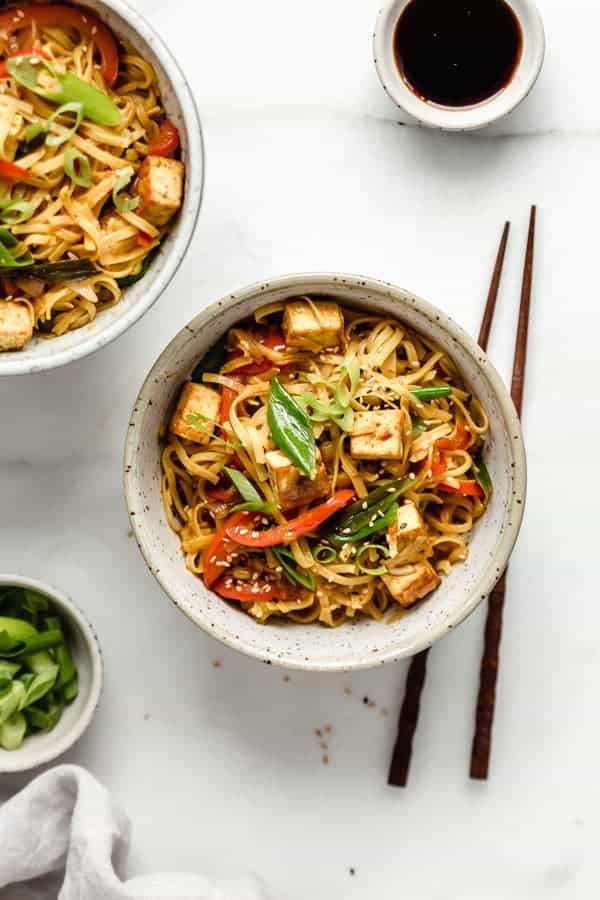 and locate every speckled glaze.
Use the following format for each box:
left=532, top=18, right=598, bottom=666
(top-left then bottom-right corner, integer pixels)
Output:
left=373, top=0, right=545, bottom=131
left=124, top=274, right=527, bottom=672
left=0, top=0, right=204, bottom=376
left=0, top=574, right=103, bottom=773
